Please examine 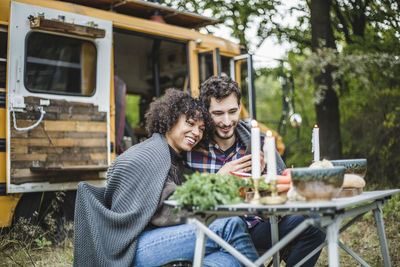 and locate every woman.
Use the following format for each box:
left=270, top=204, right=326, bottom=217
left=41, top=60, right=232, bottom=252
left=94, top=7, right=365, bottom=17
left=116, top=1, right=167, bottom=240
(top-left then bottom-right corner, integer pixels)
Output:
left=74, top=89, right=258, bottom=267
